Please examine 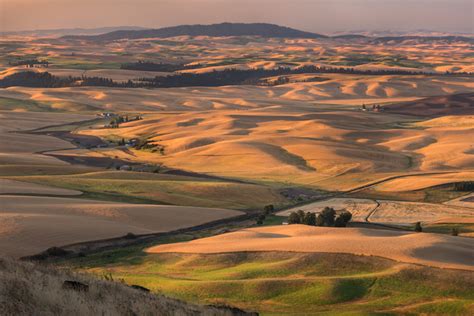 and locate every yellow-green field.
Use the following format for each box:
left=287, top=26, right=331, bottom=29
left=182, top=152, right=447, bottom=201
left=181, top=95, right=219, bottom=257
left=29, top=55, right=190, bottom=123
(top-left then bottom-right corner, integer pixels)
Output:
left=10, top=171, right=290, bottom=210
left=70, top=249, right=474, bottom=315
